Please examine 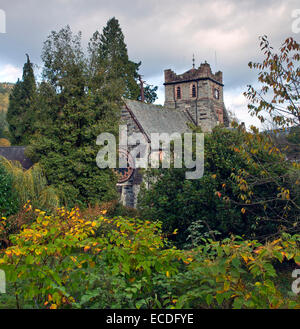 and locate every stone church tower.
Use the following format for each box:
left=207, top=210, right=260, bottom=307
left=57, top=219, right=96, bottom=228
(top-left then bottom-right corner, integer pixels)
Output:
left=164, top=61, right=229, bottom=131
left=117, top=61, right=230, bottom=207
